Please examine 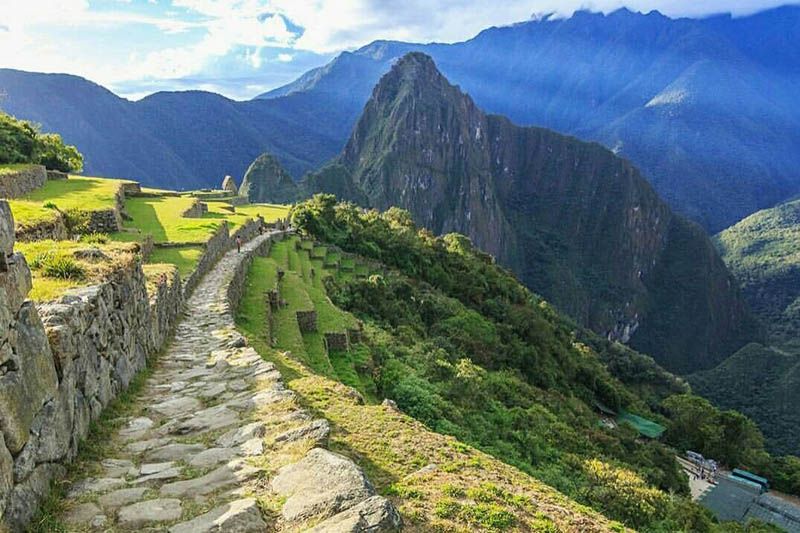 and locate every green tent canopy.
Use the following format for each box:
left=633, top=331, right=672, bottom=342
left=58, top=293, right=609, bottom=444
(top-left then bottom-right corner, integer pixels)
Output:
left=617, top=410, right=666, bottom=439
